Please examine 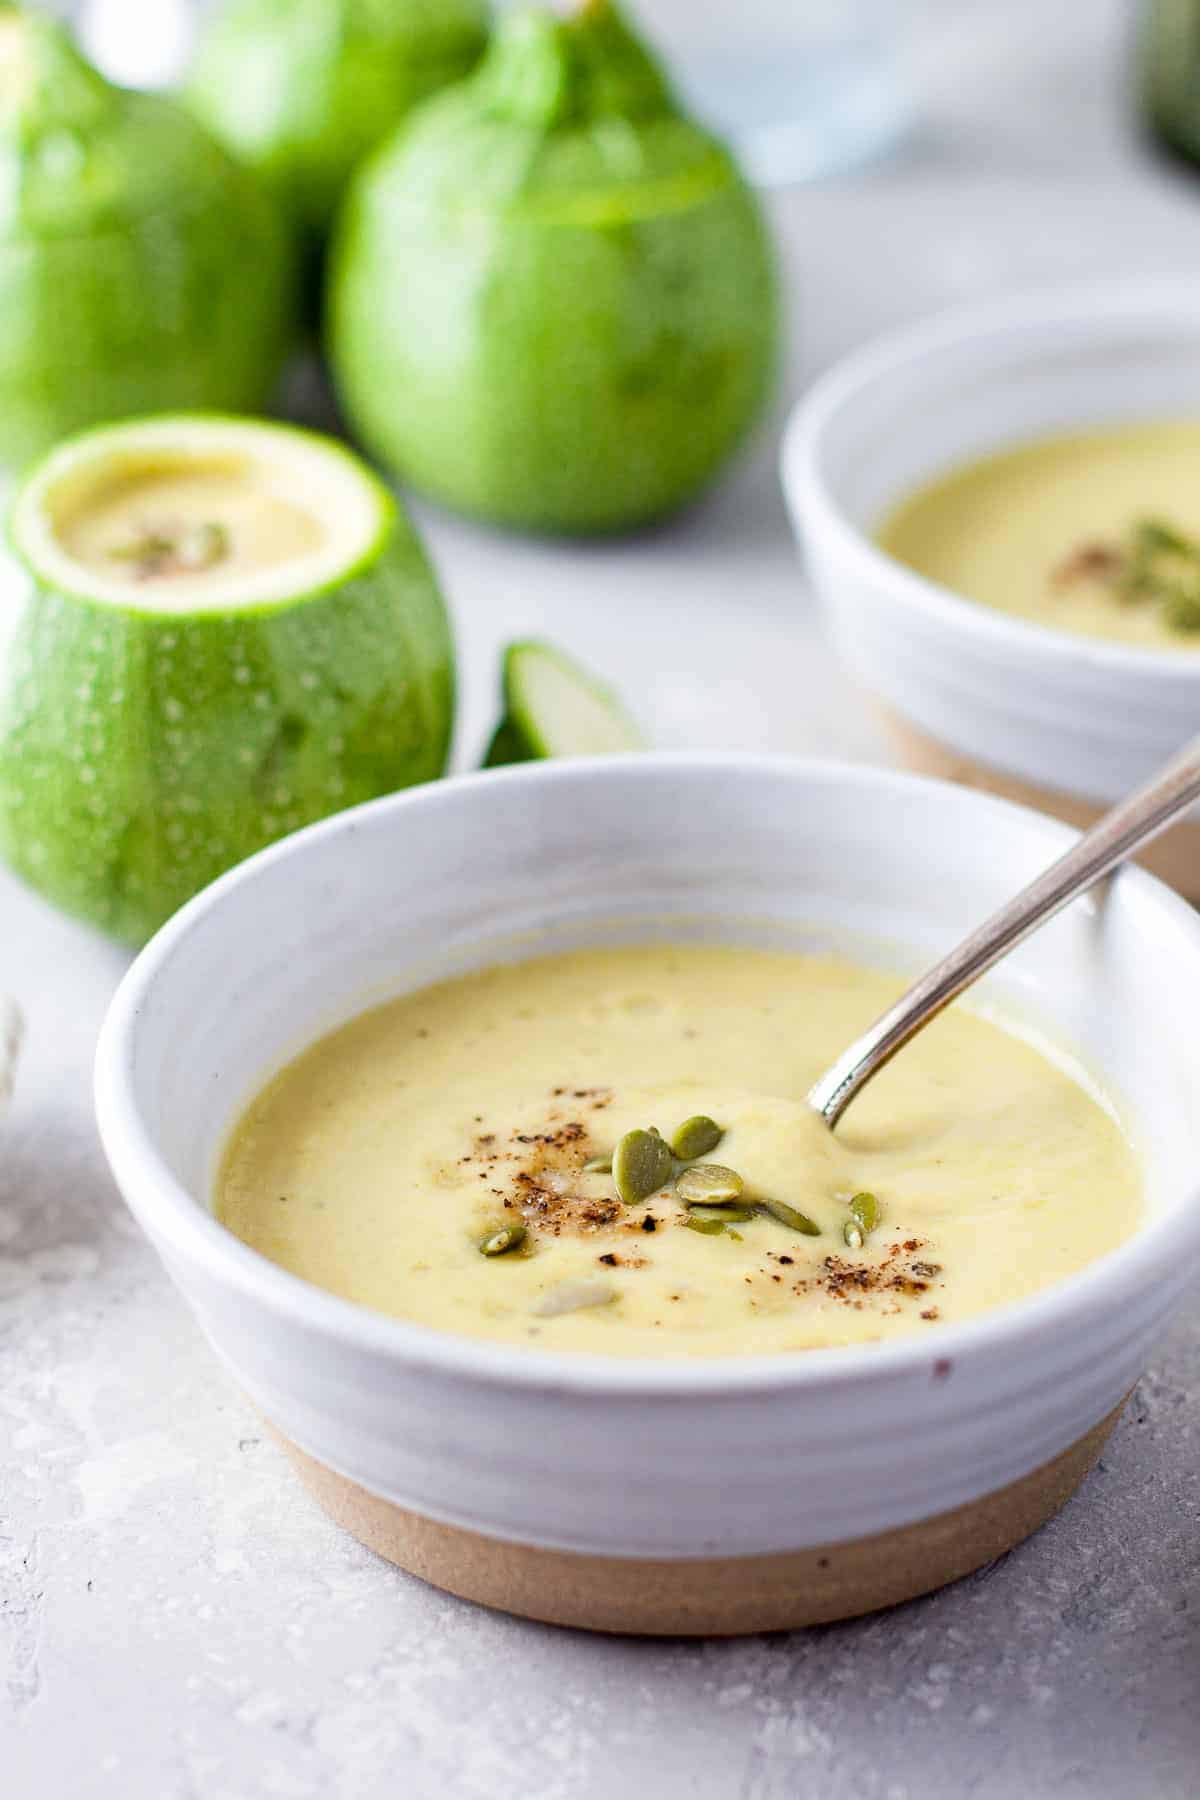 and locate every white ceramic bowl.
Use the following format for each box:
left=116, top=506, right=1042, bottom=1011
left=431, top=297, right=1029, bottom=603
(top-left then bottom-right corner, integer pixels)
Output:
left=781, top=277, right=1200, bottom=894
left=95, top=756, right=1200, bottom=1633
